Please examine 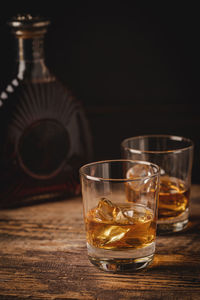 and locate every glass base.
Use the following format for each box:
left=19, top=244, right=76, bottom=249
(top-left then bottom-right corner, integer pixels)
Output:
left=87, top=242, right=155, bottom=273
left=157, top=209, right=189, bottom=234
left=89, top=254, right=154, bottom=273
